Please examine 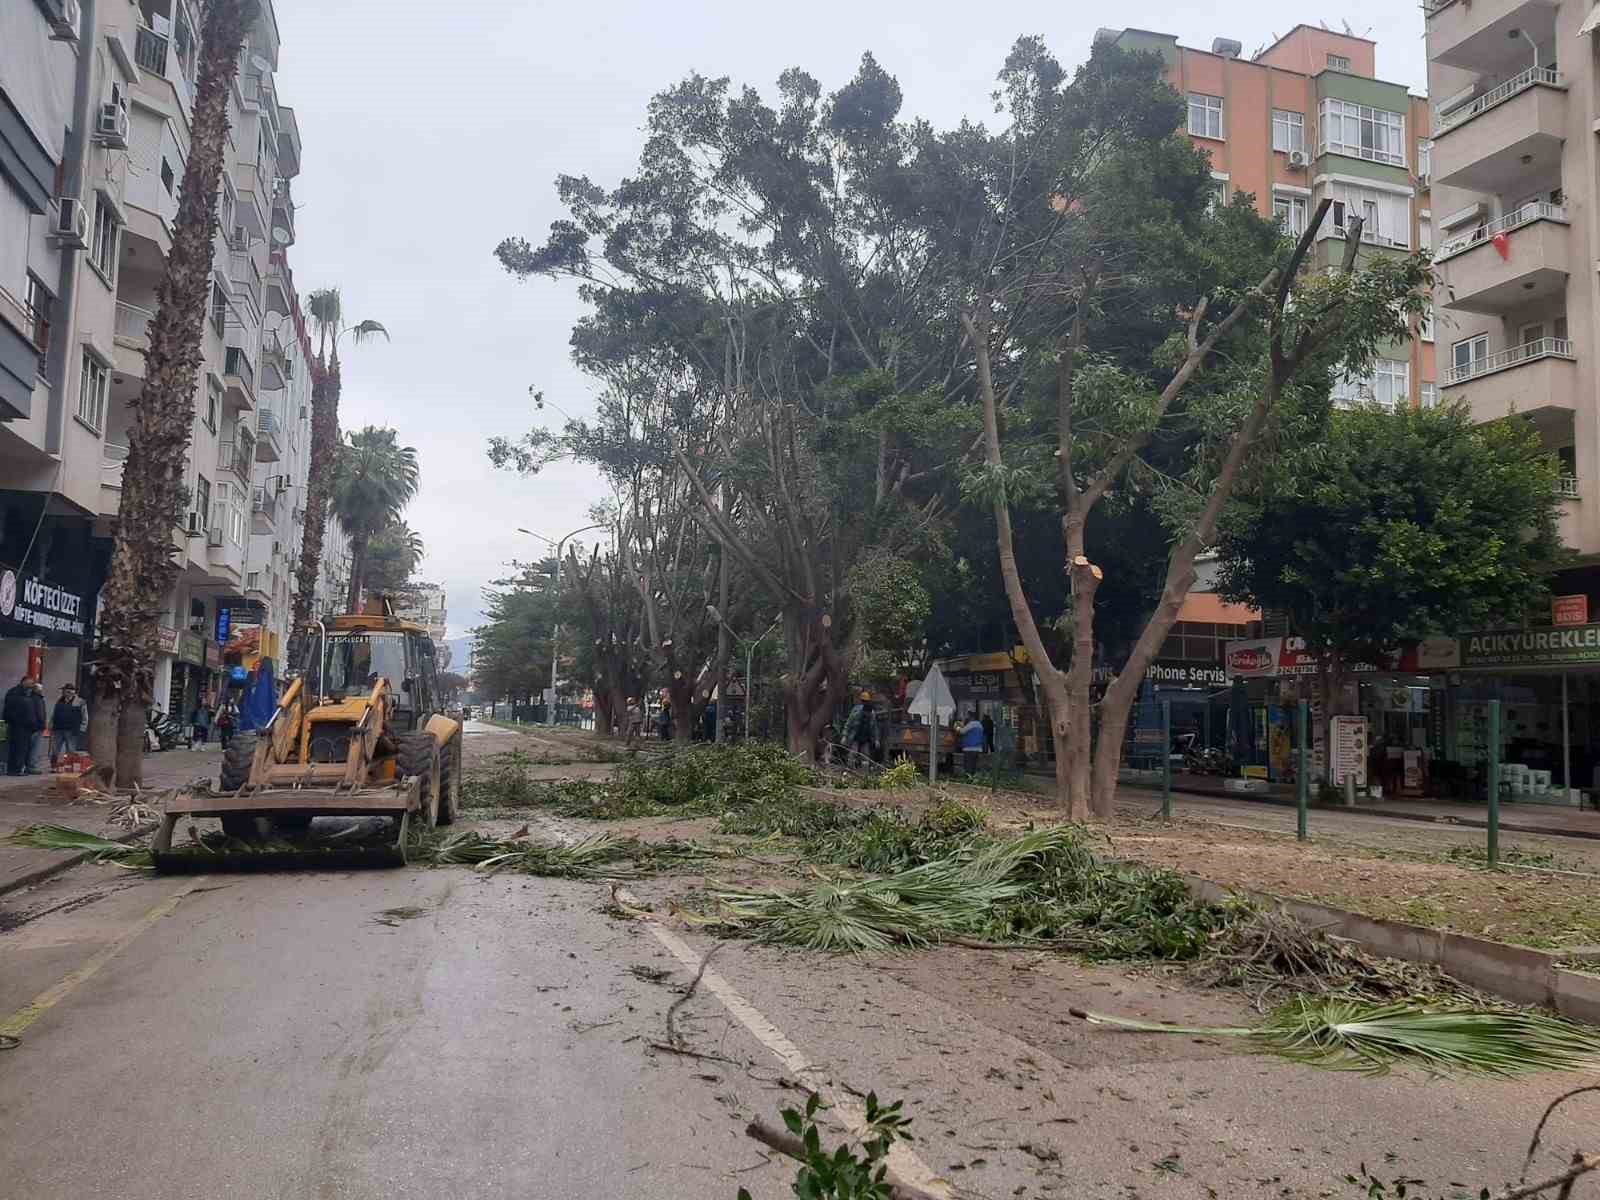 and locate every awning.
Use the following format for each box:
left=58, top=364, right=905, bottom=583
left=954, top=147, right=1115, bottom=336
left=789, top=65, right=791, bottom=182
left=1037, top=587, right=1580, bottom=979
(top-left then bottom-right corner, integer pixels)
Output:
left=1578, top=4, right=1600, bottom=38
